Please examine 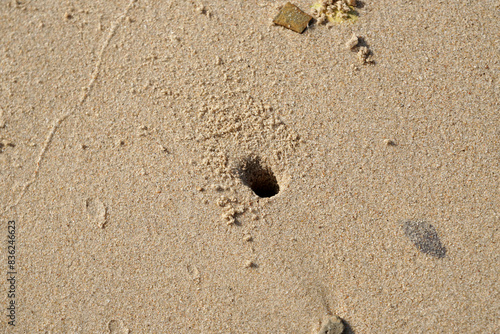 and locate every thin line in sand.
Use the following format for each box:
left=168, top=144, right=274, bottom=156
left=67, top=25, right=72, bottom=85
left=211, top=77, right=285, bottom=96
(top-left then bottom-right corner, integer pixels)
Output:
left=4, top=0, right=137, bottom=213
